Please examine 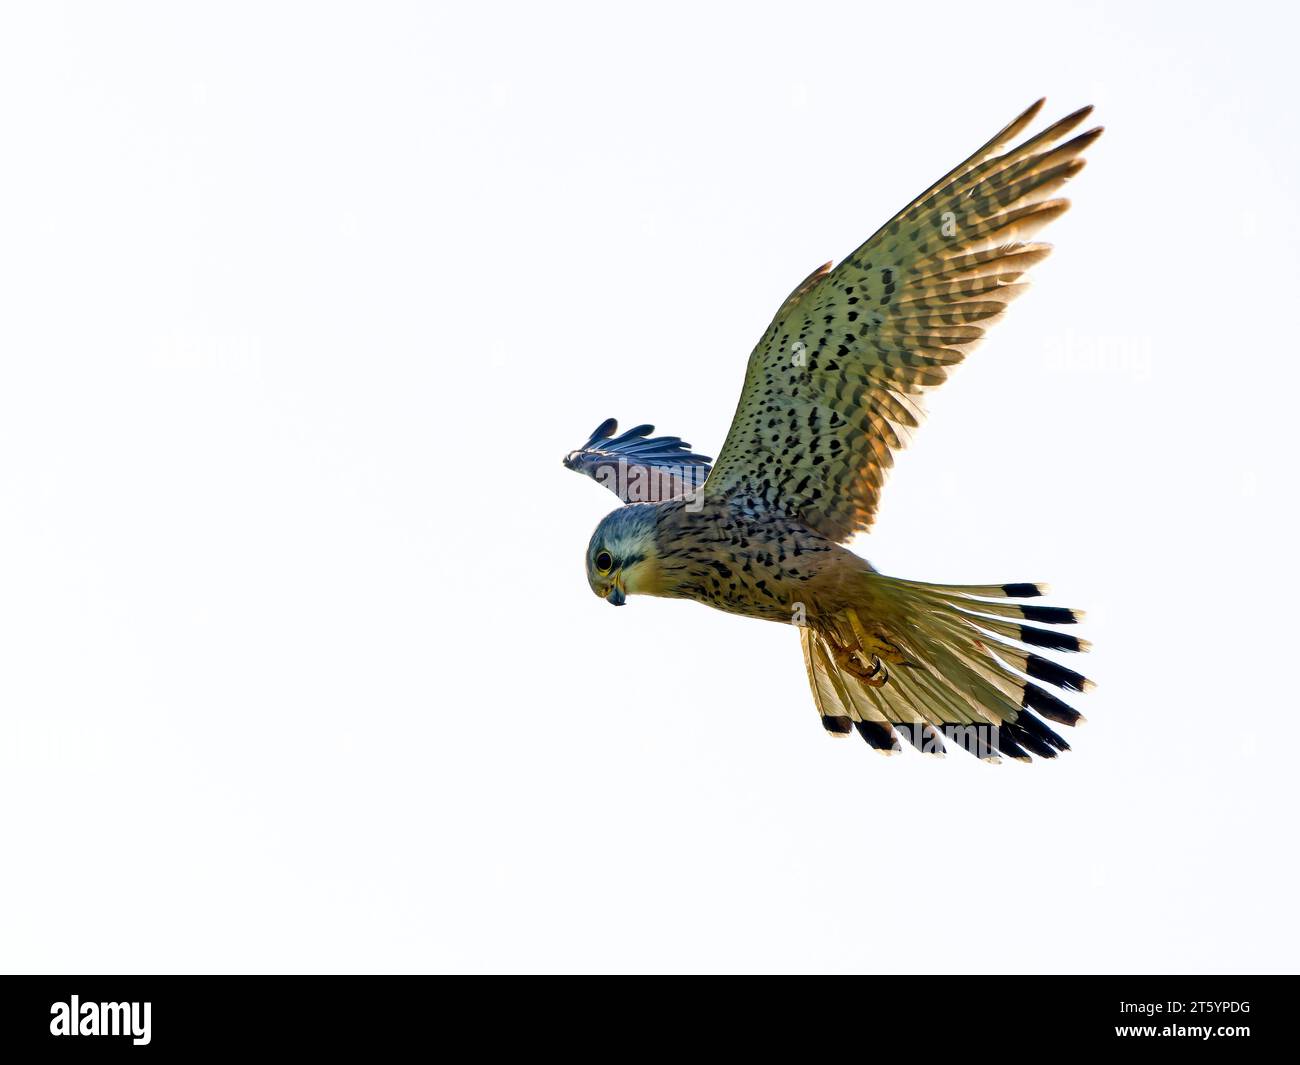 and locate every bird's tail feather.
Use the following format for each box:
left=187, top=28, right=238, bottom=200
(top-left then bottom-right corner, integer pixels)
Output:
left=800, top=576, right=1090, bottom=761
